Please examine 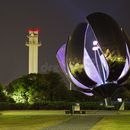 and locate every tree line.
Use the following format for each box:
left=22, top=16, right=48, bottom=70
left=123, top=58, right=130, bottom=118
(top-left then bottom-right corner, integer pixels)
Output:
left=0, top=71, right=130, bottom=105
